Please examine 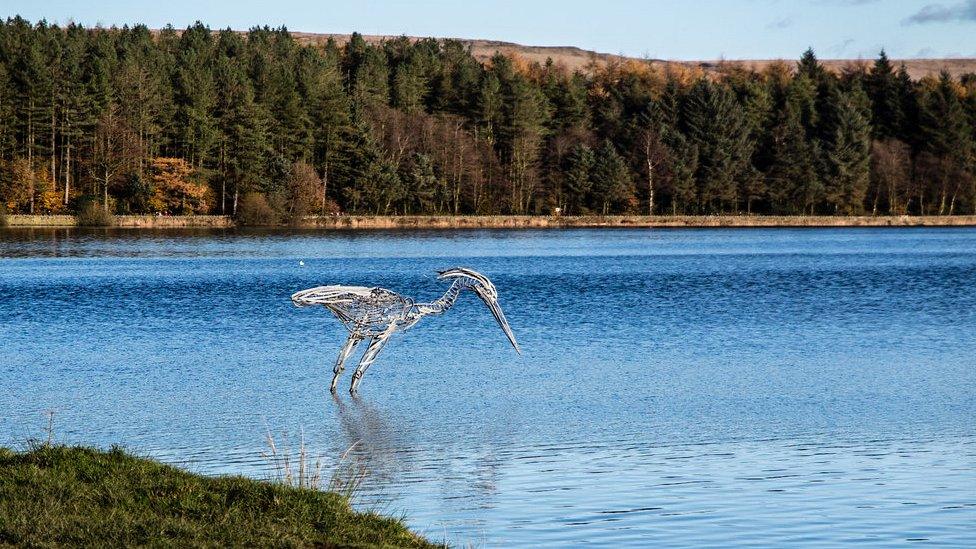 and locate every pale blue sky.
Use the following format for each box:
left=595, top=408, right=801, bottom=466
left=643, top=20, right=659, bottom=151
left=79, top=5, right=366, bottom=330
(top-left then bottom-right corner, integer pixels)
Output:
left=2, top=0, right=975, bottom=60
